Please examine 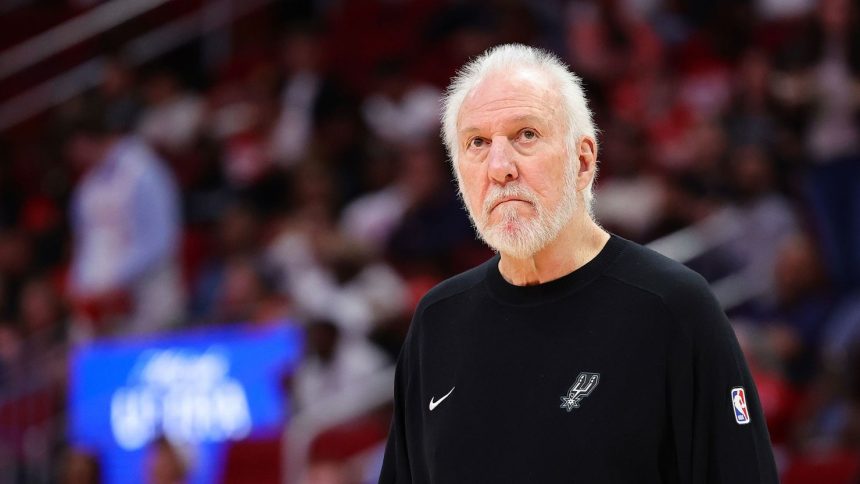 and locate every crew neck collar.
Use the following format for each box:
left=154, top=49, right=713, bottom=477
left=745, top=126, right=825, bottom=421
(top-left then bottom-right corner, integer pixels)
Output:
left=484, top=233, right=627, bottom=306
